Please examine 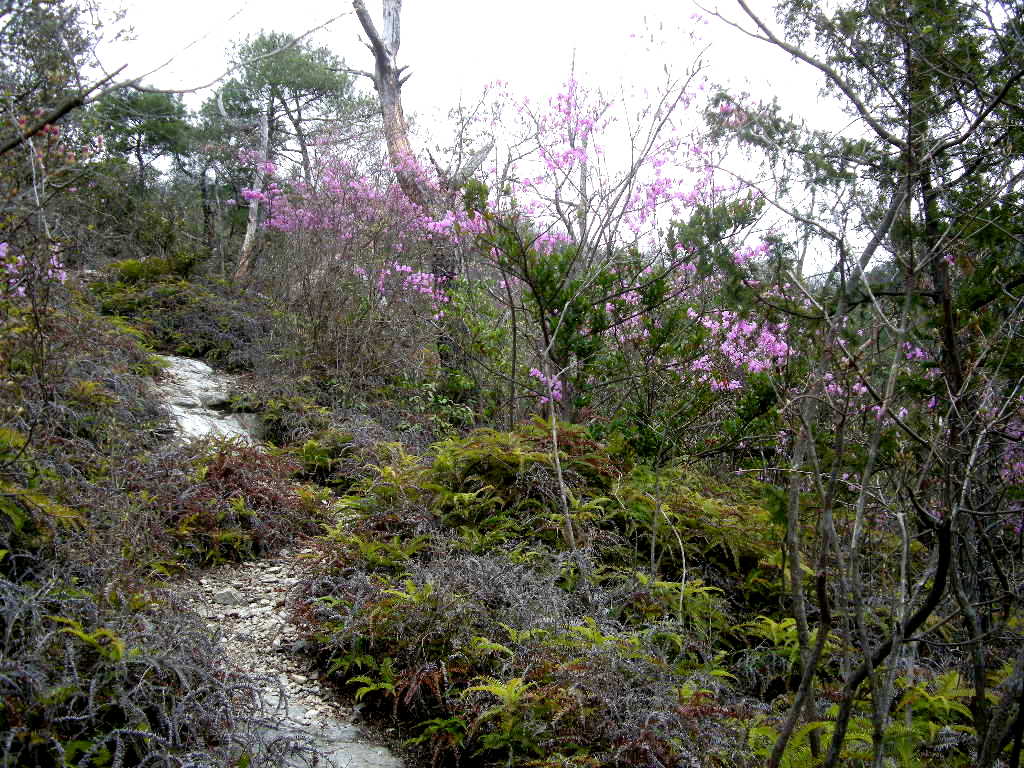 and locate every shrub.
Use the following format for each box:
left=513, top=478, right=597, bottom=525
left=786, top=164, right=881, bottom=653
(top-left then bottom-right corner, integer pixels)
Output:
left=122, top=439, right=325, bottom=568
left=106, top=252, right=196, bottom=285
left=91, top=272, right=277, bottom=371
left=0, top=573, right=318, bottom=767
